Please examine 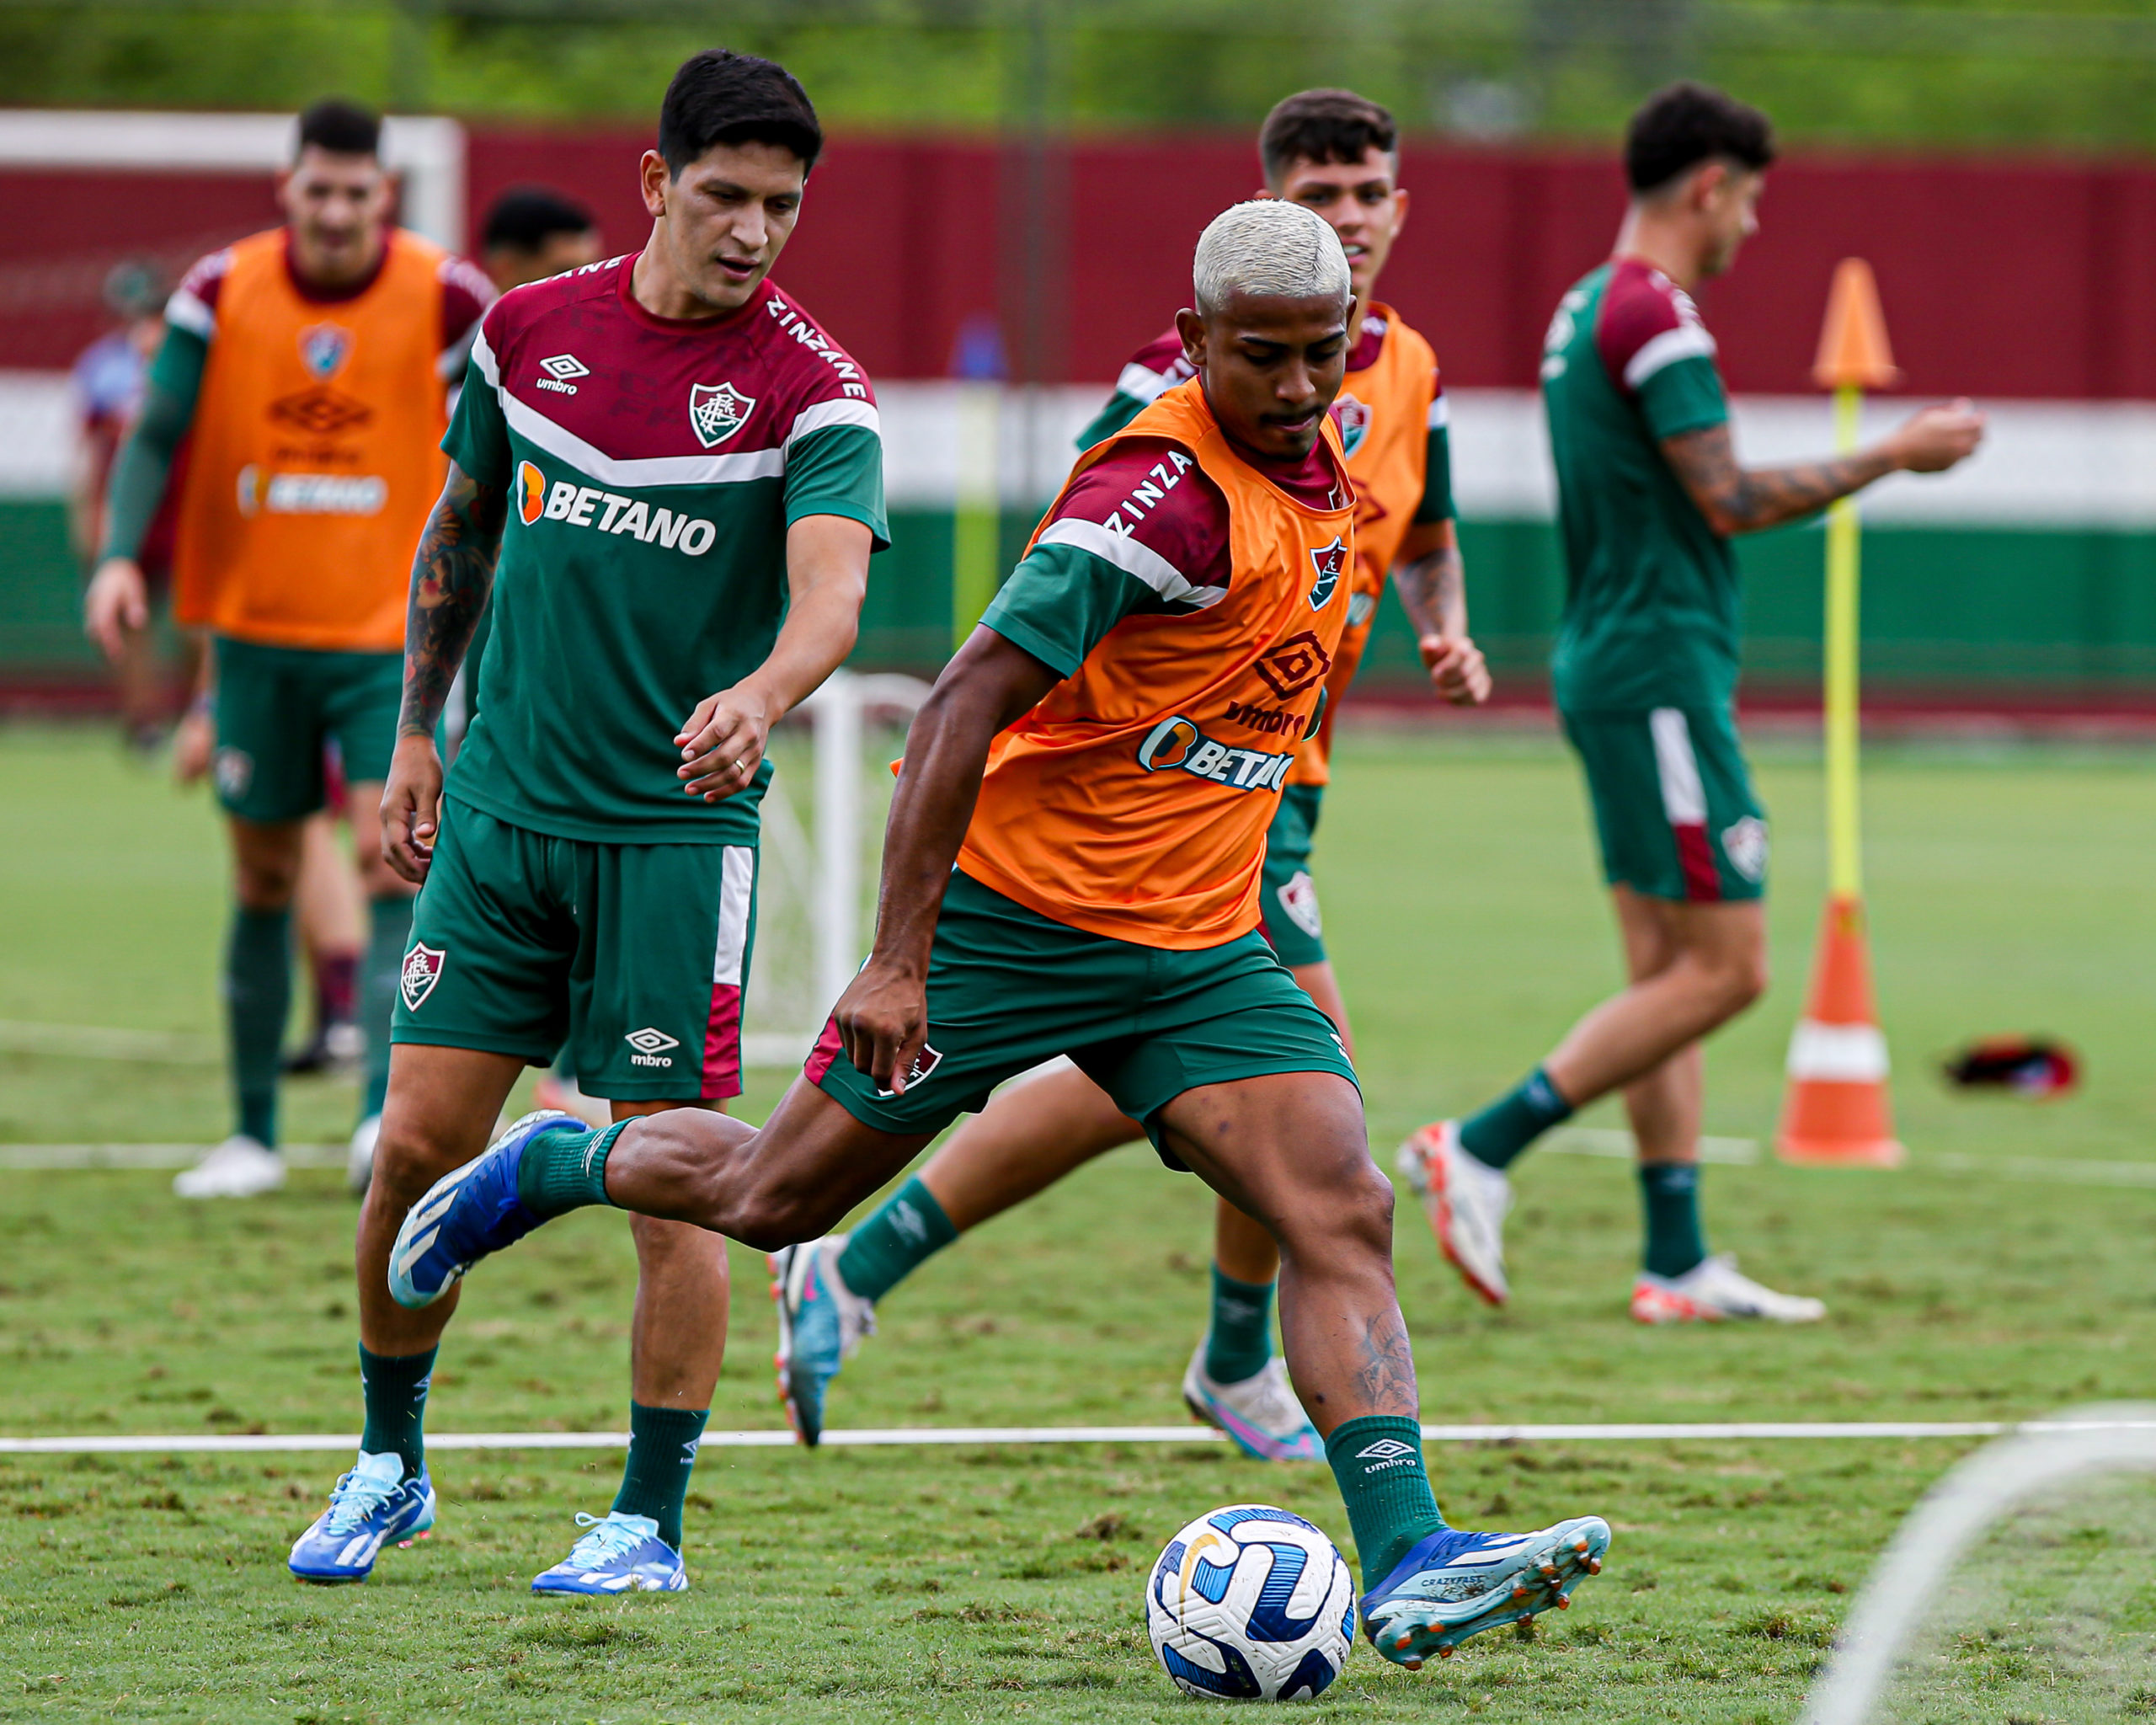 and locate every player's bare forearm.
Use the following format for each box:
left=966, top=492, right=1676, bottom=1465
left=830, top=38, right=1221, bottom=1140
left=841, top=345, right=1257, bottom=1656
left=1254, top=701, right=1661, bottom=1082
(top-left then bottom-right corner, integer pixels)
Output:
left=1660, top=422, right=1894, bottom=537
left=1390, top=519, right=1466, bottom=641
left=396, top=462, right=506, bottom=740
left=833, top=628, right=1057, bottom=1089
left=675, top=515, right=872, bottom=801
